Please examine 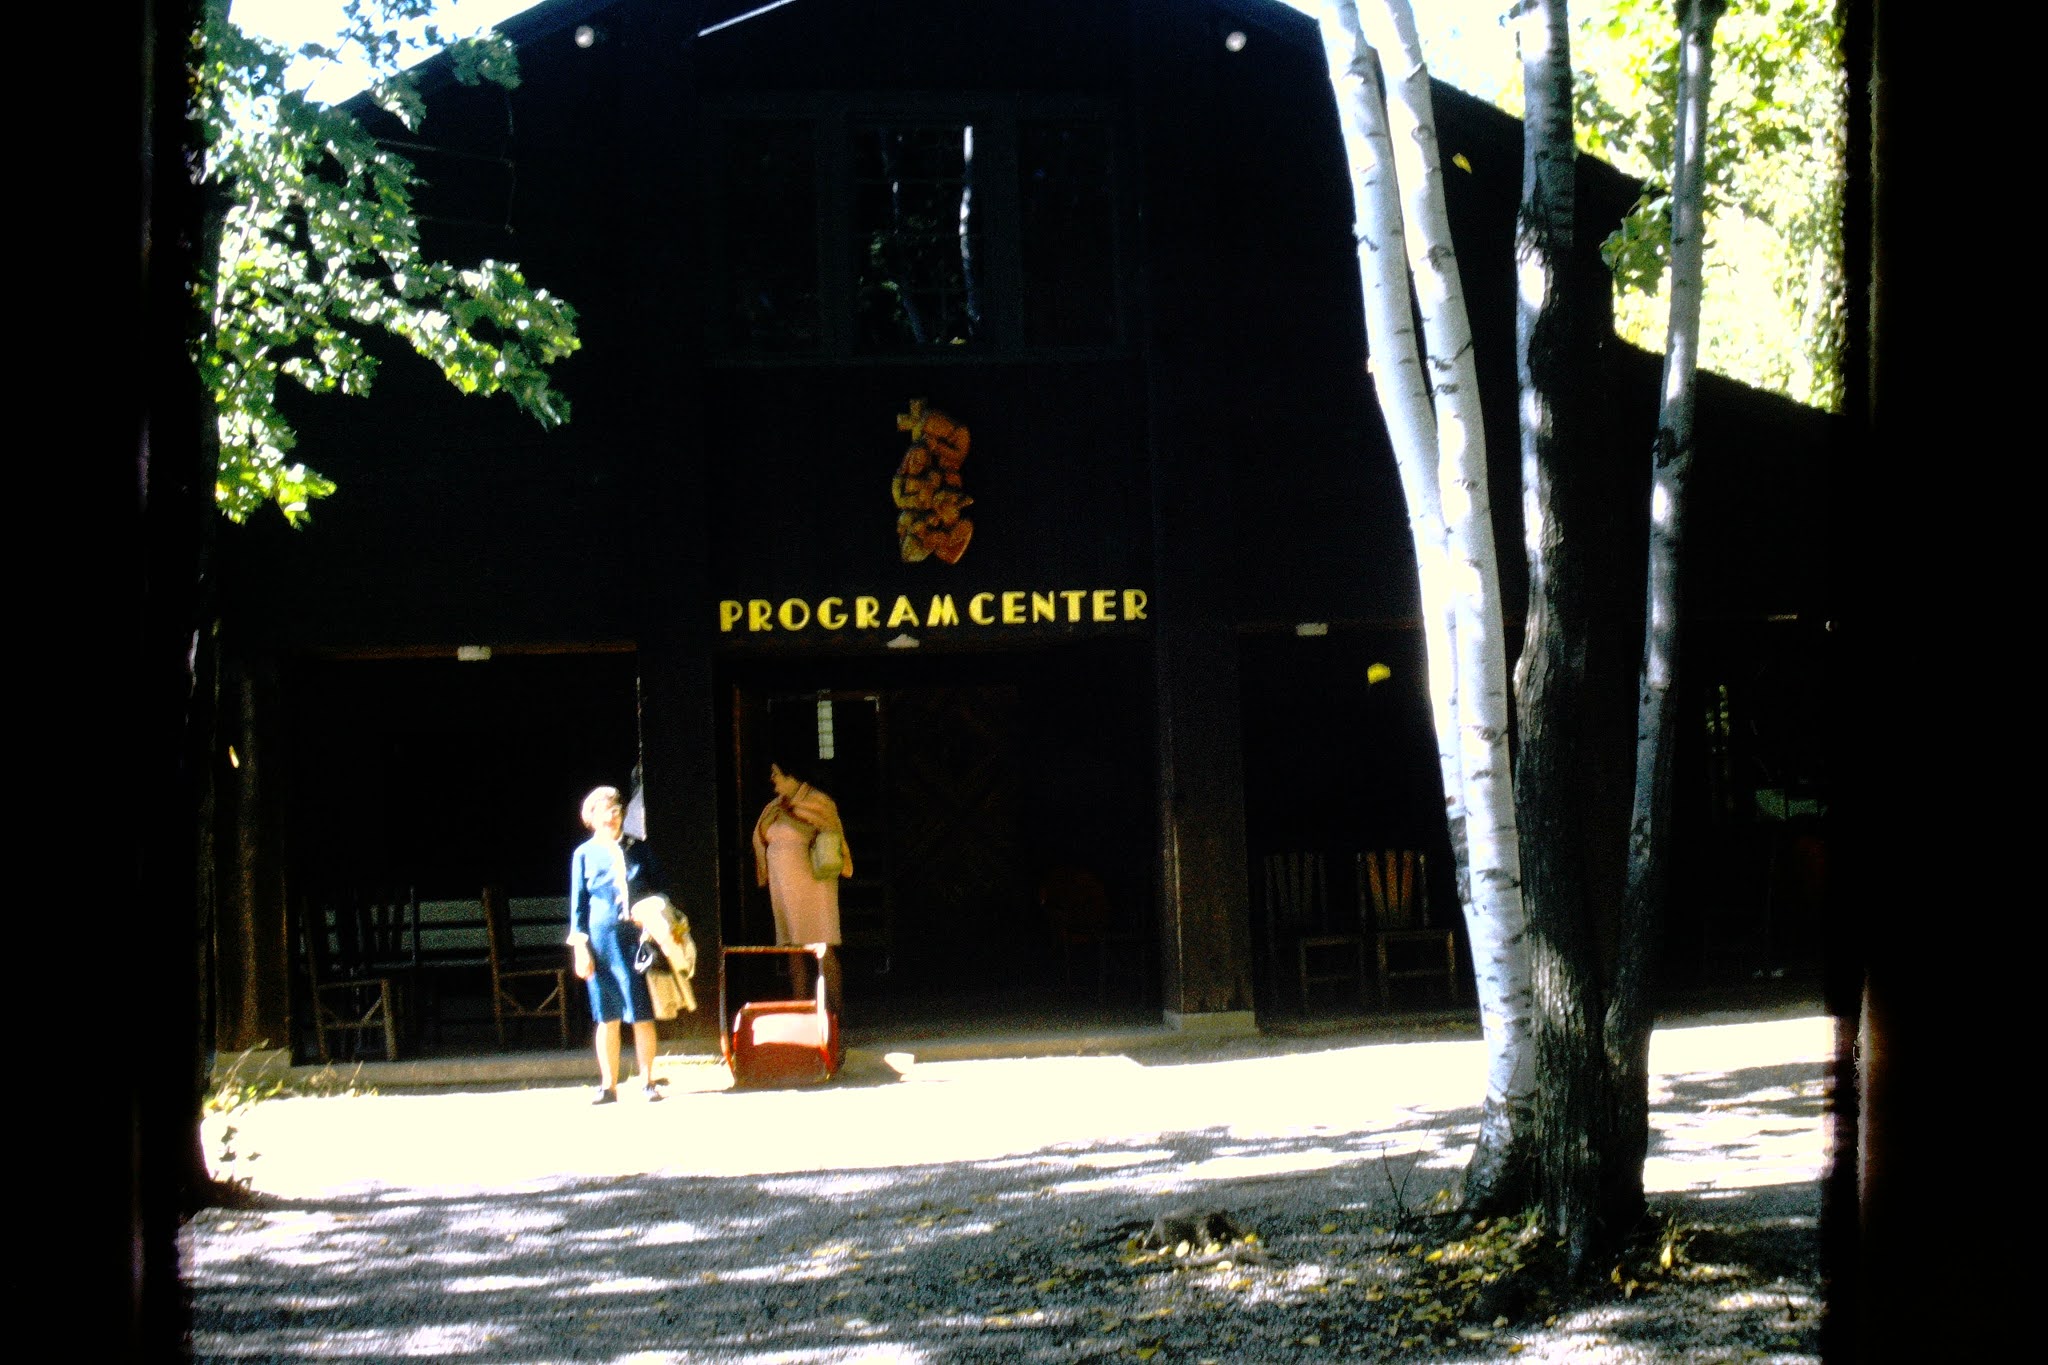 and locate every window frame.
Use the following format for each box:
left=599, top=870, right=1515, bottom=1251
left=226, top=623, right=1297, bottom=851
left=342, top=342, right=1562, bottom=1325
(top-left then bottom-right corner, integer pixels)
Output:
left=703, top=92, right=1129, bottom=365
